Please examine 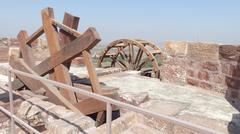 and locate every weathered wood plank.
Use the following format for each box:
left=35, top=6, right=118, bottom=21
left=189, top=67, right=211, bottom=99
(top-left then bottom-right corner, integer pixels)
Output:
left=74, top=98, right=106, bottom=115
left=34, top=27, right=100, bottom=76
left=96, top=111, right=106, bottom=126
left=12, top=27, right=101, bottom=90
left=17, top=30, right=35, bottom=68
left=26, top=26, right=44, bottom=45
left=59, top=12, right=79, bottom=68
left=52, top=19, right=81, bottom=37
left=82, top=51, right=101, bottom=93
left=42, top=7, right=77, bottom=103
left=9, top=56, right=81, bottom=114
left=73, top=83, right=119, bottom=100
